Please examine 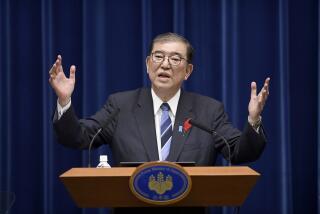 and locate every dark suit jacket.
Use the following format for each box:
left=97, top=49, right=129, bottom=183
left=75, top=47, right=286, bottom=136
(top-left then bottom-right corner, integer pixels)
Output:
left=53, top=88, right=266, bottom=165
left=53, top=88, right=266, bottom=214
